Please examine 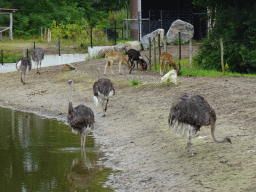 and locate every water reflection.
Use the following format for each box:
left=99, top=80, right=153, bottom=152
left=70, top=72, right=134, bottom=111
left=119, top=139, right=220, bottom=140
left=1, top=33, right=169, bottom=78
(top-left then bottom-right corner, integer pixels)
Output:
left=0, top=107, right=114, bottom=192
